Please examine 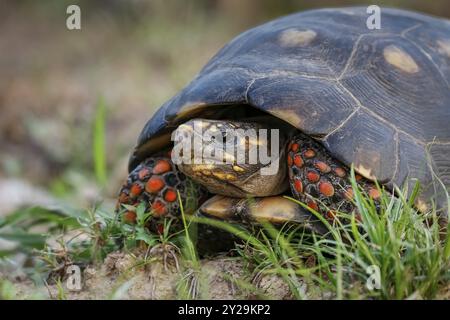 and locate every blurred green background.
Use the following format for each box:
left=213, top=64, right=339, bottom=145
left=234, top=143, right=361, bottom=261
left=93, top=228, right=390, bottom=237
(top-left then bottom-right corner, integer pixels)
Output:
left=1, top=0, right=449, bottom=213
